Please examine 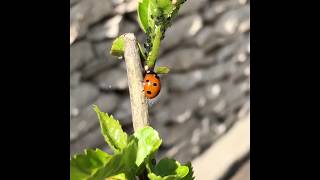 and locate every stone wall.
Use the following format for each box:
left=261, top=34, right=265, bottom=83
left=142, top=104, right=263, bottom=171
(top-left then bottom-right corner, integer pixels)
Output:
left=70, top=0, right=250, bottom=164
